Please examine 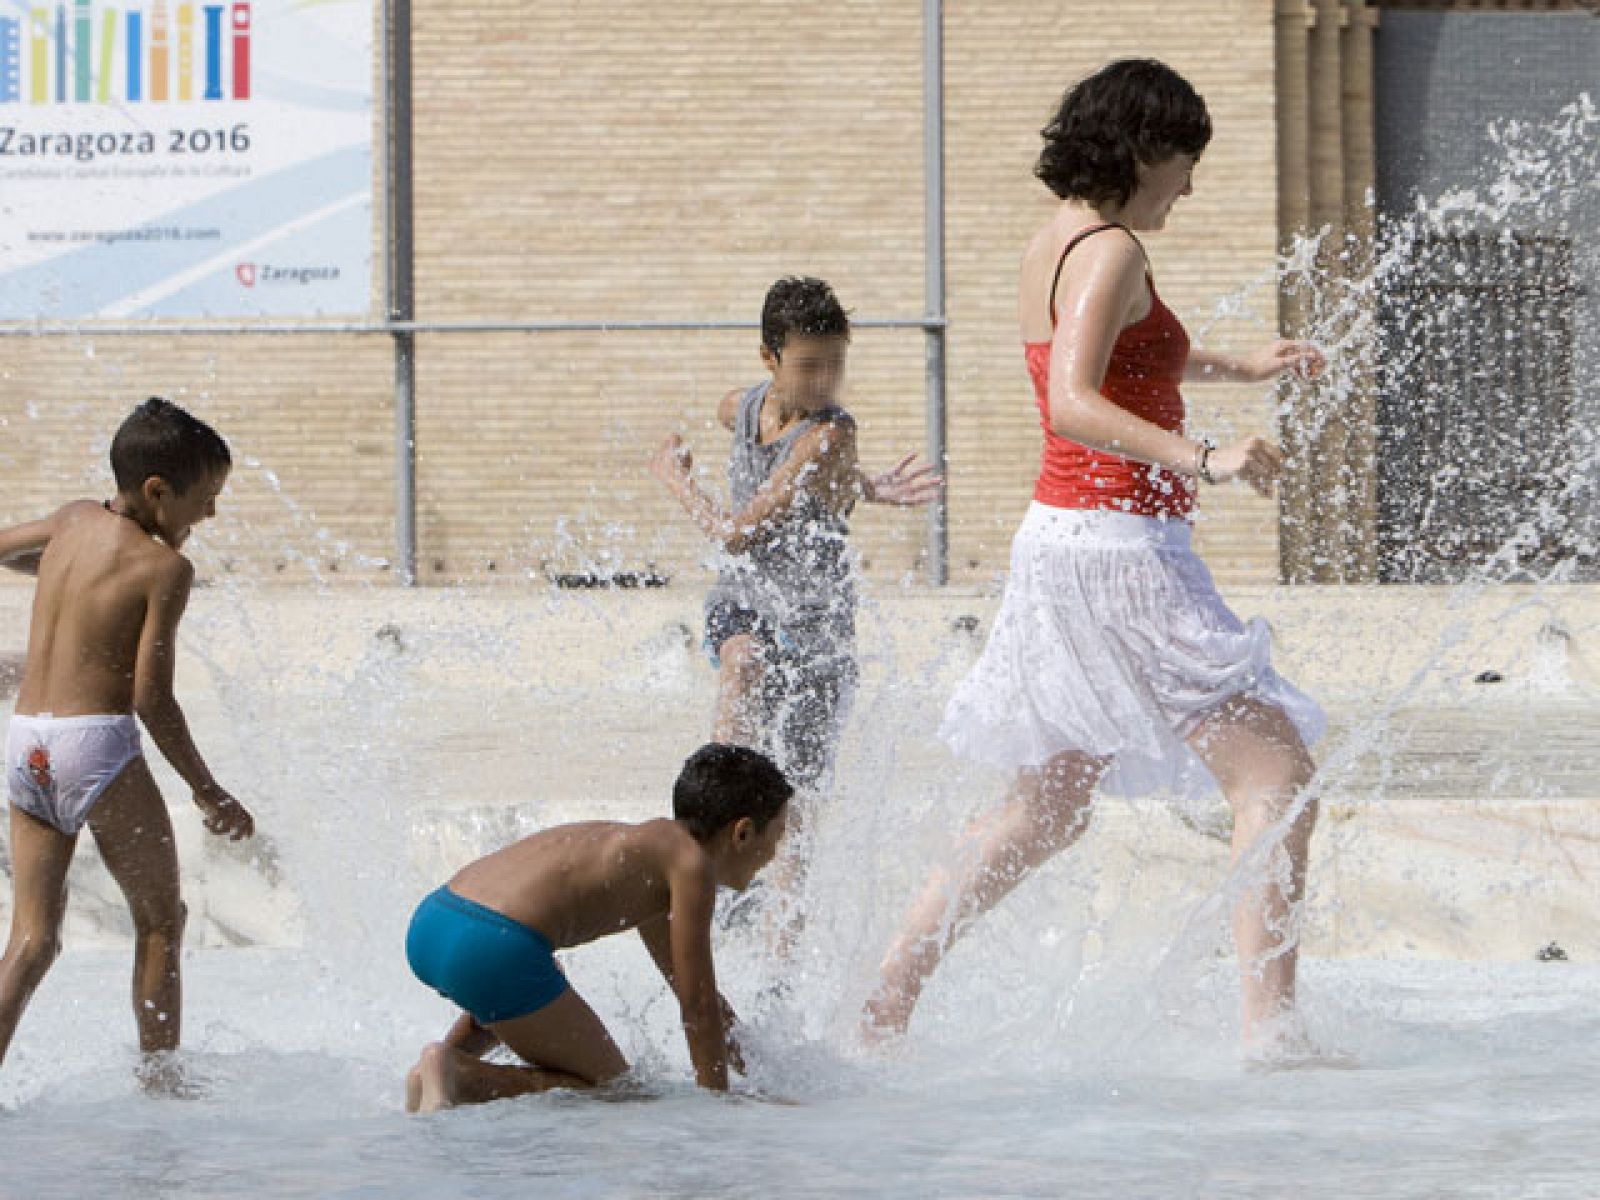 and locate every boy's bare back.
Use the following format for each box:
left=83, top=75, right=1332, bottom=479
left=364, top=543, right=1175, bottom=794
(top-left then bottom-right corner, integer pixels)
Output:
left=448, top=819, right=710, bottom=950
left=15, top=499, right=193, bottom=719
